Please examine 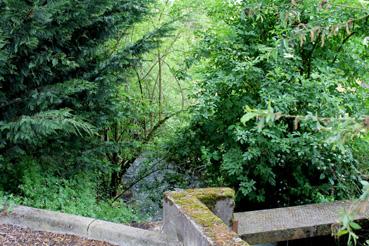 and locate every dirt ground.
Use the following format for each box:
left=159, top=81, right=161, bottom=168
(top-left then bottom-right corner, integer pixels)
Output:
left=0, top=224, right=117, bottom=246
